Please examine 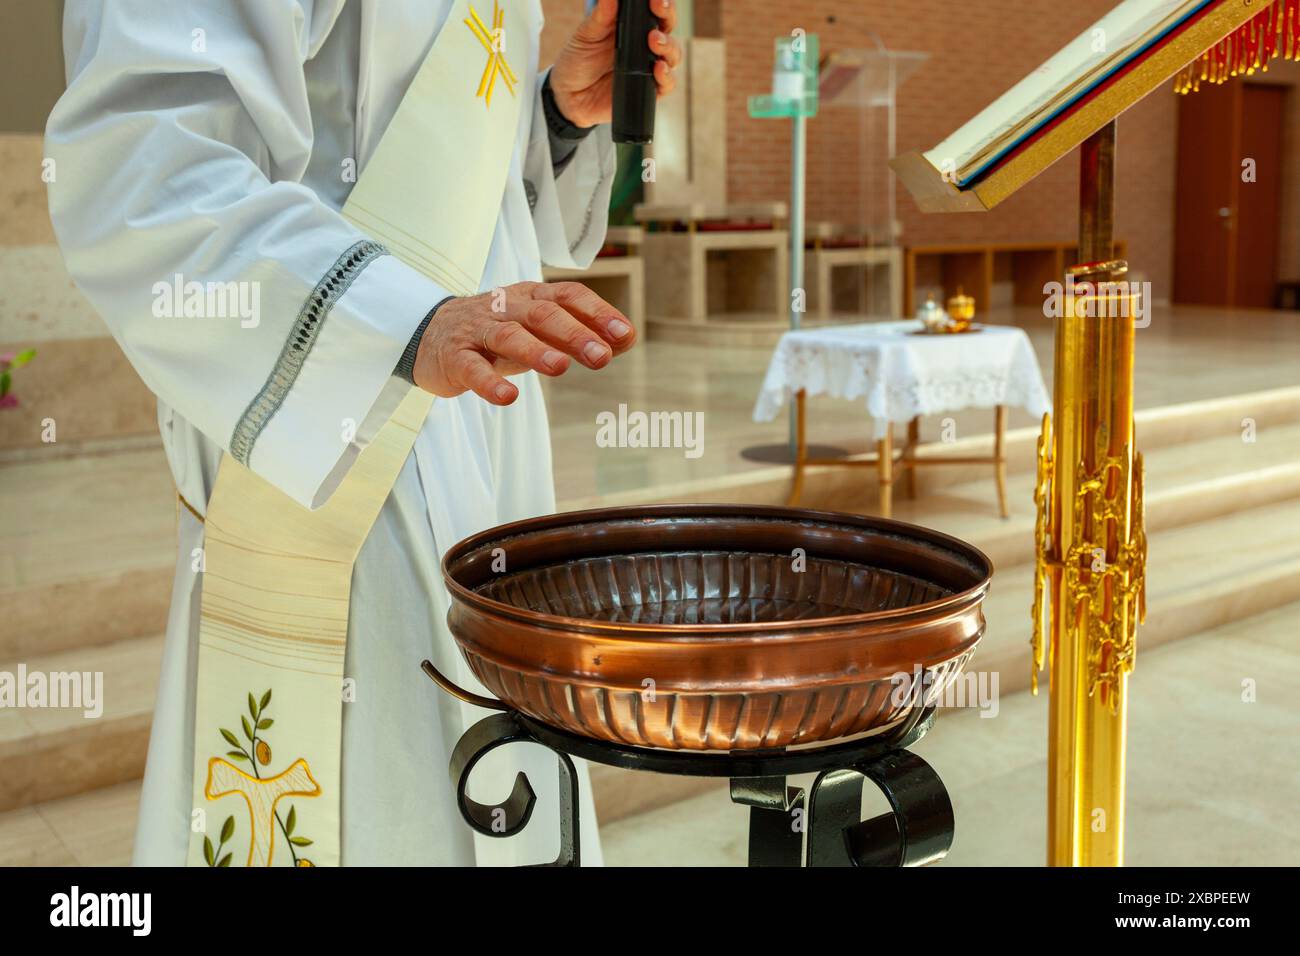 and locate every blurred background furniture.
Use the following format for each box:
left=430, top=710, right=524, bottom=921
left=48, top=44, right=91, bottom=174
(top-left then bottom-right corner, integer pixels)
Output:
left=805, top=221, right=903, bottom=319
left=1274, top=279, right=1300, bottom=310
left=543, top=225, right=645, bottom=338
left=636, top=201, right=788, bottom=337
left=634, top=38, right=791, bottom=345
left=810, top=46, right=925, bottom=321
left=903, top=239, right=1130, bottom=316
left=753, top=320, right=1050, bottom=518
